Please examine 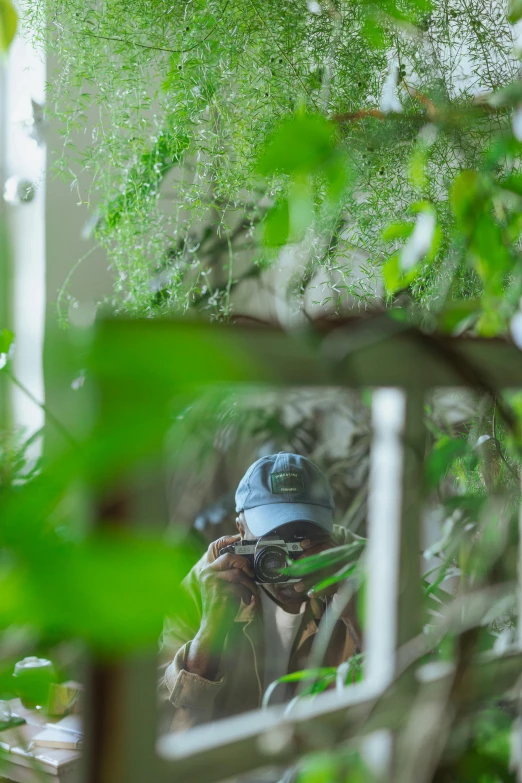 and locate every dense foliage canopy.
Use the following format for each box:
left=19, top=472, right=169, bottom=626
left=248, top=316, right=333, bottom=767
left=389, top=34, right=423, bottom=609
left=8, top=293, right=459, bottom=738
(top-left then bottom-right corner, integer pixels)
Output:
left=23, top=0, right=522, bottom=331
